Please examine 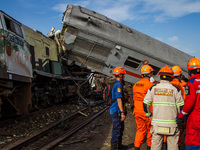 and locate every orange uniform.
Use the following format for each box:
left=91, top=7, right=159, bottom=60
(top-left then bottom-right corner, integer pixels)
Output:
left=165, top=78, right=185, bottom=146
left=133, top=78, right=153, bottom=148
left=181, top=80, right=187, bottom=92
left=171, top=78, right=185, bottom=100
